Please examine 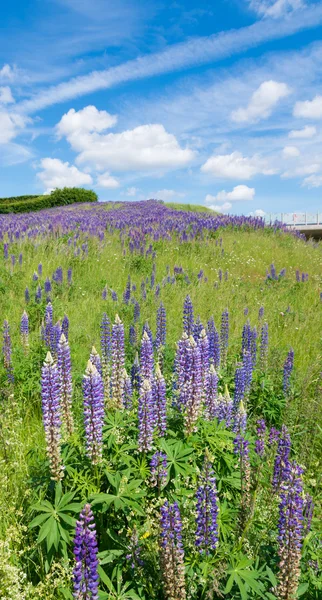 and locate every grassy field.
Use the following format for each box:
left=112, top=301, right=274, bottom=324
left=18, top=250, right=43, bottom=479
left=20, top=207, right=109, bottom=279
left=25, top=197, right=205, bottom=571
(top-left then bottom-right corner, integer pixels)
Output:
left=0, top=201, right=321, bottom=599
